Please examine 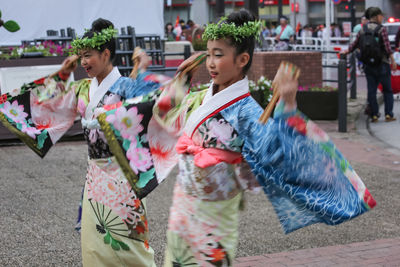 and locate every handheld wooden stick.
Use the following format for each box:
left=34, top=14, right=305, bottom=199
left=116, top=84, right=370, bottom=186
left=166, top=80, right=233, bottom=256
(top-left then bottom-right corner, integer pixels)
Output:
left=259, top=61, right=300, bottom=124
left=176, top=52, right=206, bottom=81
